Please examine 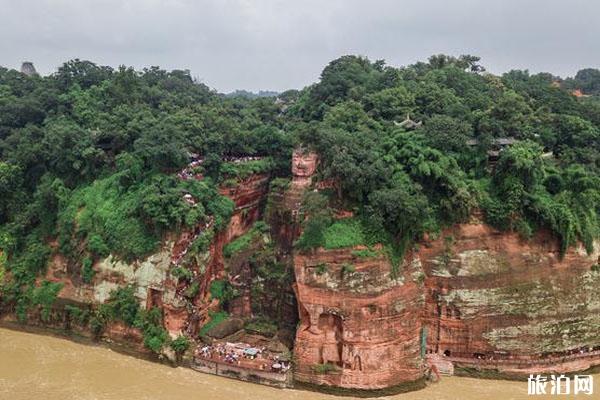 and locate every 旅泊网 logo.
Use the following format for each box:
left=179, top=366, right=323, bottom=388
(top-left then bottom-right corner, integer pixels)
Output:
left=528, top=374, right=593, bottom=396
